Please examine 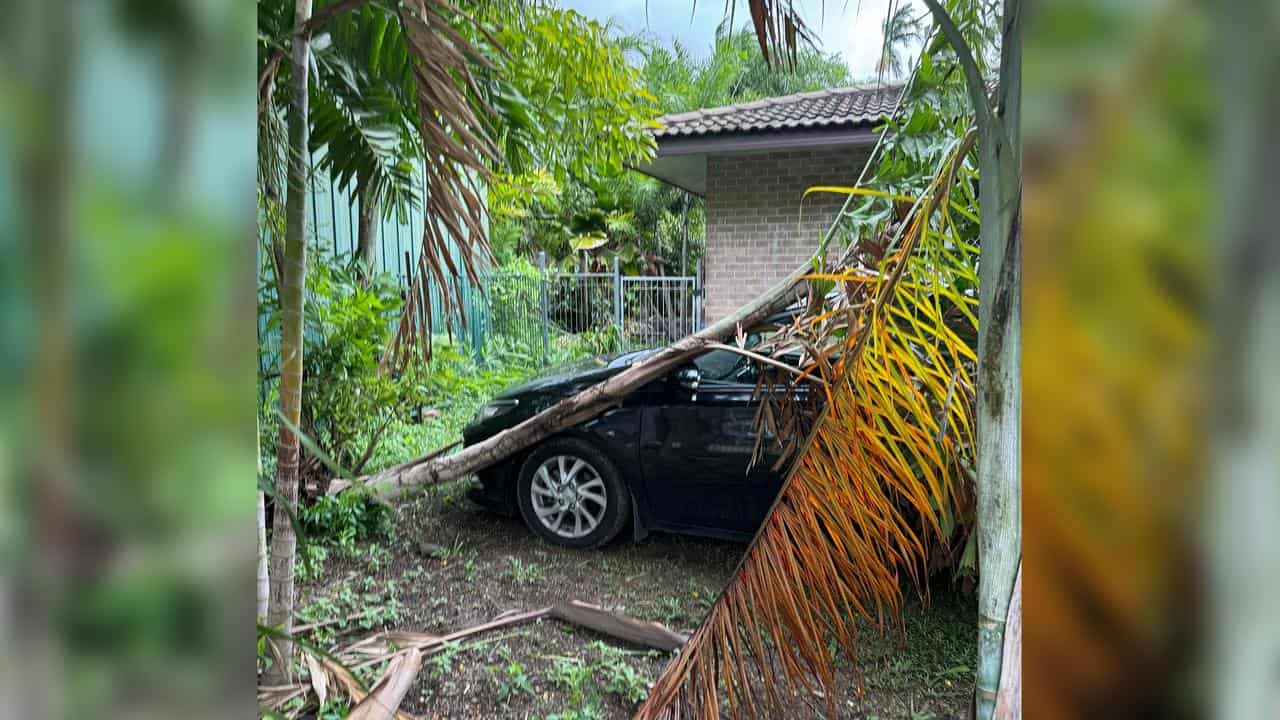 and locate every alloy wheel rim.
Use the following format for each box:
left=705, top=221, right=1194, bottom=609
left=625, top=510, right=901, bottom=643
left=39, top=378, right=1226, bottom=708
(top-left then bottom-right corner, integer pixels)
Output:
left=530, top=454, right=607, bottom=539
